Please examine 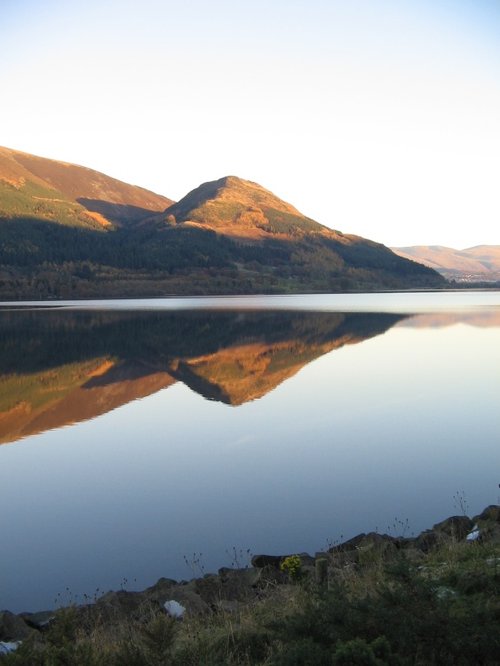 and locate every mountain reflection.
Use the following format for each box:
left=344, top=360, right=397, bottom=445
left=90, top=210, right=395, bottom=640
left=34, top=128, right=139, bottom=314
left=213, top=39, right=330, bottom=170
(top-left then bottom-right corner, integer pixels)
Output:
left=0, top=309, right=405, bottom=444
